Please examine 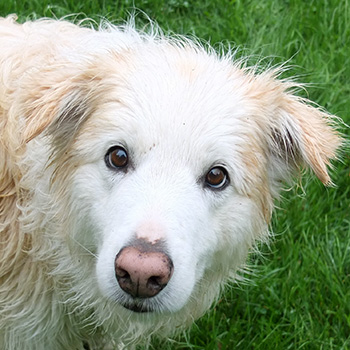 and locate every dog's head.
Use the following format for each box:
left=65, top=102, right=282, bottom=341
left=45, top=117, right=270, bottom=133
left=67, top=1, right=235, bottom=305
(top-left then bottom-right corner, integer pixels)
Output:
left=23, top=29, right=341, bottom=321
